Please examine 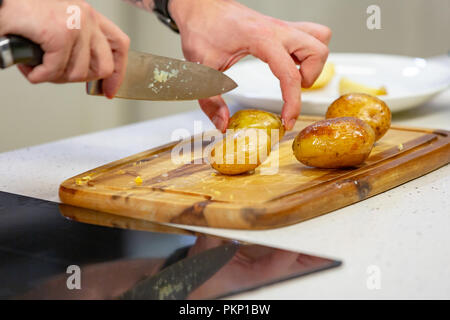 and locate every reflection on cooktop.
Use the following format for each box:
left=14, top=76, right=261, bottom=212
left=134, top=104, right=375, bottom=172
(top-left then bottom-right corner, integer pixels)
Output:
left=0, top=191, right=341, bottom=299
